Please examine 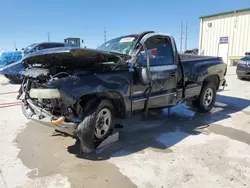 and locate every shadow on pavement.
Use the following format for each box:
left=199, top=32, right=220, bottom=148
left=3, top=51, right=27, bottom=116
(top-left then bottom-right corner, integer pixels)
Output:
left=67, top=94, right=250, bottom=161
